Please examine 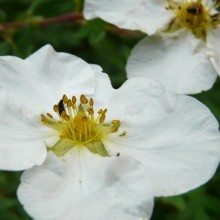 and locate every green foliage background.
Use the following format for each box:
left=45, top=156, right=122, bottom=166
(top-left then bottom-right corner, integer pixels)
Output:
left=0, top=0, right=219, bottom=219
